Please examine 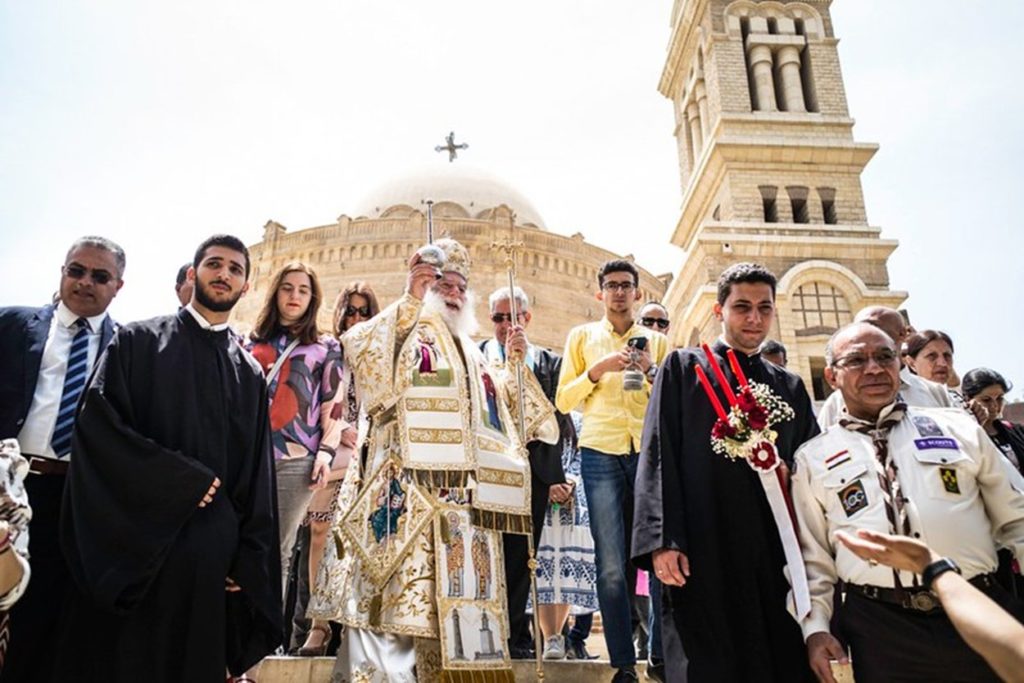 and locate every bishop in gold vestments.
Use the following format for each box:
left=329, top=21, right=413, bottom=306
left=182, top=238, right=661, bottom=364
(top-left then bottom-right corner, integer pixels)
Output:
left=329, top=239, right=558, bottom=682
